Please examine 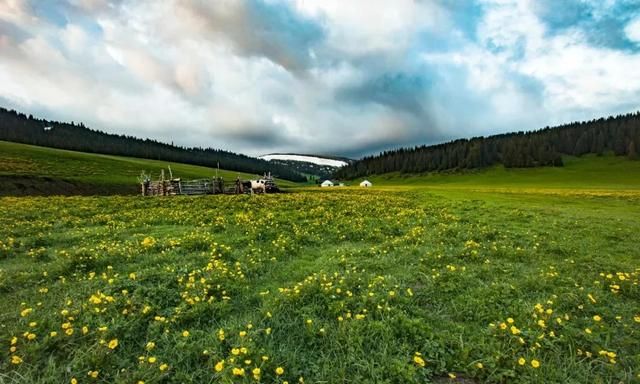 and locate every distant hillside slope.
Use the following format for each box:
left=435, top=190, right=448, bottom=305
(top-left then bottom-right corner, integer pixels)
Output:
left=0, top=141, right=299, bottom=196
left=364, top=154, right=640, bottom=191
left=336, top=112, right=640, bottom=179
left=259, top=153, right=352, bottom=180
left=0, top=107, right=305, bottom=182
